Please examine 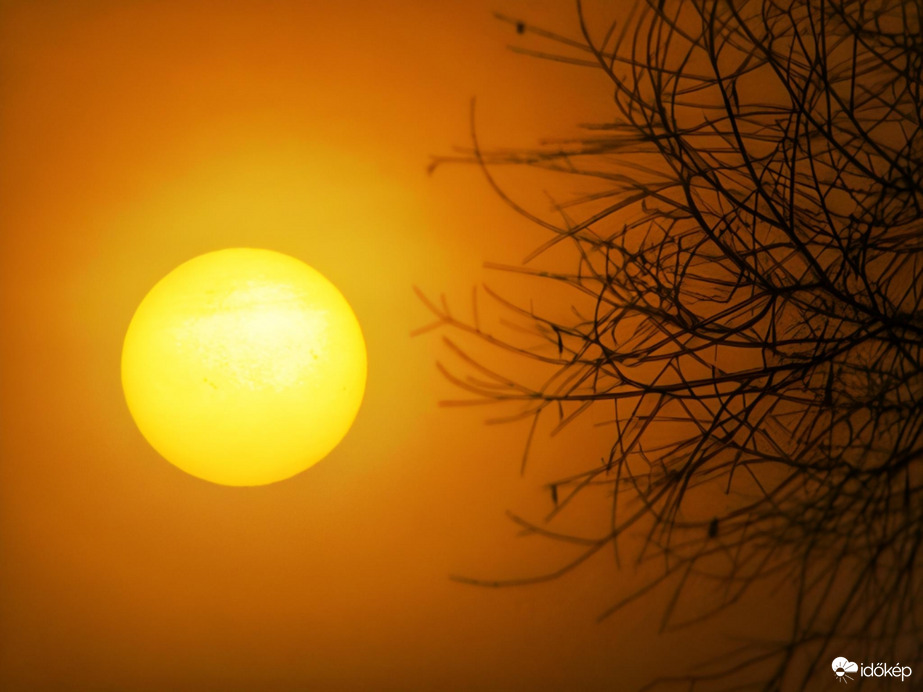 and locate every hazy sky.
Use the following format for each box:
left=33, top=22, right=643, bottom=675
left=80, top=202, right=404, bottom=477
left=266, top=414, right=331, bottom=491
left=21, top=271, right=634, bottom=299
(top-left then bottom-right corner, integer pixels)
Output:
left=0, top=2, right=781, bottom=689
